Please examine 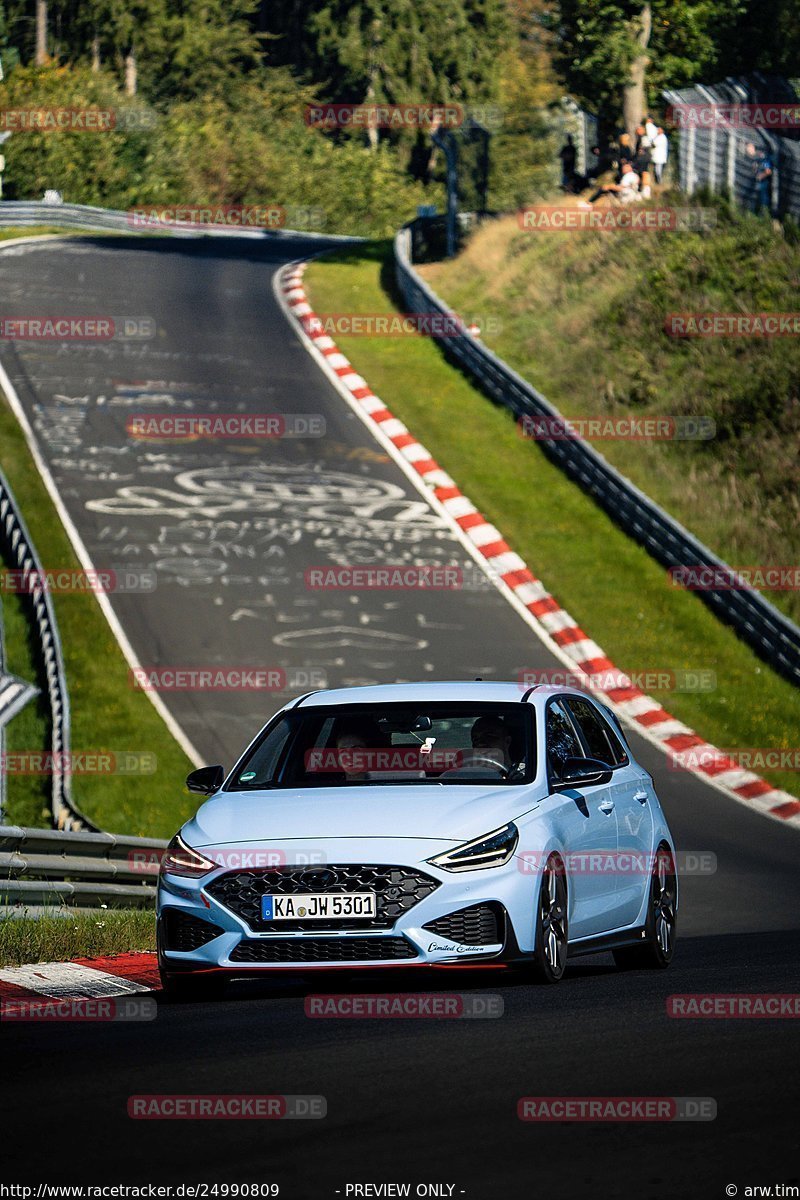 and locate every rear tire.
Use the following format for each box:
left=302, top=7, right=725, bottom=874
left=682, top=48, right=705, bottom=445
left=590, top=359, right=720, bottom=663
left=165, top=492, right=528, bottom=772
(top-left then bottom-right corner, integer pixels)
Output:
left=613, top=844, right=677, bottom=970
left=528, top=854, right=569, bottom=984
